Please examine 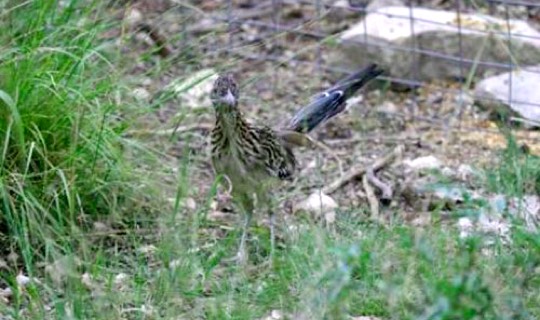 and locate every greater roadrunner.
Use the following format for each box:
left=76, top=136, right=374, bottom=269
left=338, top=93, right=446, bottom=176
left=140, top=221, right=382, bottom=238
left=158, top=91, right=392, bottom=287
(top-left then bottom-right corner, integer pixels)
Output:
left=210, top=64, right=384, bottom=264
